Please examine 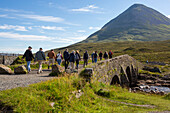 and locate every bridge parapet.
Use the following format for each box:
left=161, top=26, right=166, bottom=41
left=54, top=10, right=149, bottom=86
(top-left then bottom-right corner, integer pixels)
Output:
left=80, top=54, right=143, bottom=87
